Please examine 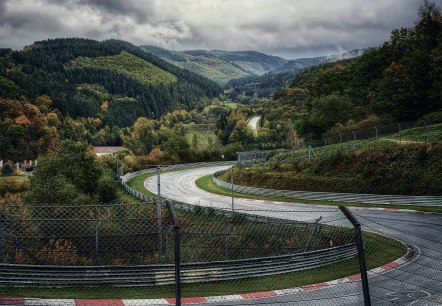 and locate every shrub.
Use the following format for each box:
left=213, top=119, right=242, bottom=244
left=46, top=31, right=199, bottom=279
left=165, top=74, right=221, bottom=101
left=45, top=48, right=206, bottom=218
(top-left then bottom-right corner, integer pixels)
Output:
left=1, top=161, right=15, bottom=175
